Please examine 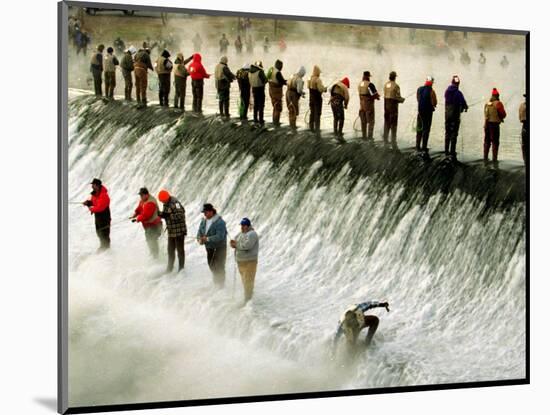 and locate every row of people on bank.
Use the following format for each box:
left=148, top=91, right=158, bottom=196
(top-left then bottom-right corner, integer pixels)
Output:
left=89, top=43, right=528, bottom=166
left=82, top=179, right=259, bottom=305
left=82, top=178, right=389, bottom=349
